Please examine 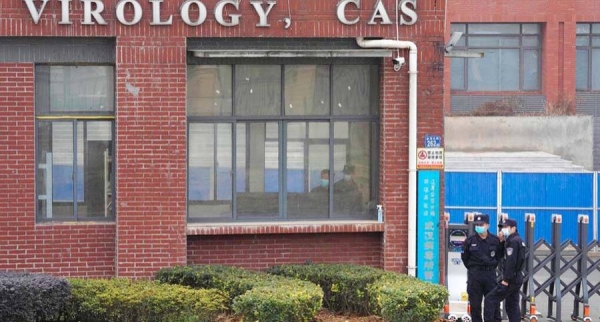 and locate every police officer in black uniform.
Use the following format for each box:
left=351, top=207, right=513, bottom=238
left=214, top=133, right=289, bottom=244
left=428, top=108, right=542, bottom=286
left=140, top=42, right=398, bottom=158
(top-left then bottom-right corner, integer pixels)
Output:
left=484, top=218, right=526, bottom=322
left=461, top=214, right=504, bottom=322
